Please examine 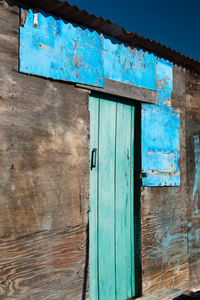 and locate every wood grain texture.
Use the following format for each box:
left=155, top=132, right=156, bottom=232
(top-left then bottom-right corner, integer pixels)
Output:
left=115, top=102, right=134, bottom=299
left=141, top=187, right=189, bottom=294
left=0, top=1, right=90, bottom=298
left=77, top=78, right=158, bottom=104
left=140, top=65, right=189, bottom=294
left=185, top=70, right=200, bottom=292
left=98, top=97, right=116, bottom=299
left=89, top=95, right=99, bottom=300
left=0, top=225, right=86, bottom=299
